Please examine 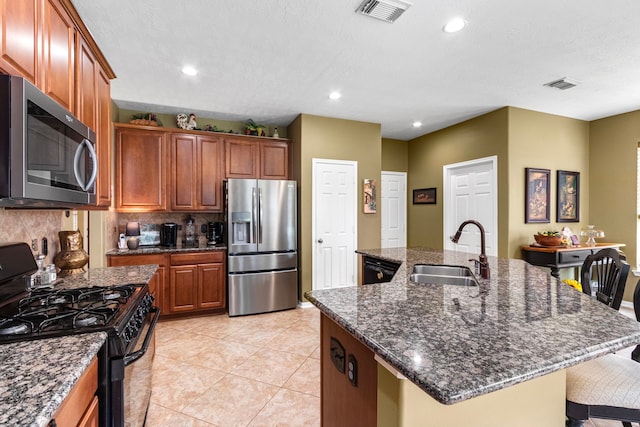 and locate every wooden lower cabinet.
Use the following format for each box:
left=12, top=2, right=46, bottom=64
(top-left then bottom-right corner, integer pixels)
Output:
left=50, top=356, right=98, bottom=427
left=107, top=250, right=226, bottom=316
left=321, top=313, right=377, bottom=427
left=168, top=252, right=226, bottom=313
